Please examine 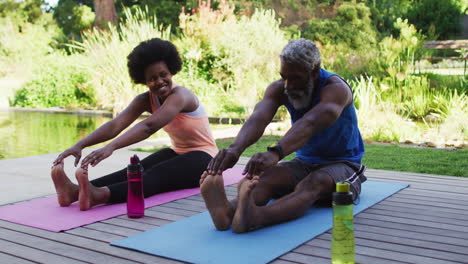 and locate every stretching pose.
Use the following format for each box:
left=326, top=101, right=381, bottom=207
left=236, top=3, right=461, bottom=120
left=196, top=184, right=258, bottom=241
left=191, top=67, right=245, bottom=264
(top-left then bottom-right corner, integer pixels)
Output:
left=51, top=38, right=217, bottom=210
left=201, top=39, right=366, bottom=233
